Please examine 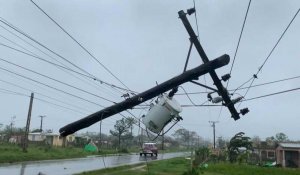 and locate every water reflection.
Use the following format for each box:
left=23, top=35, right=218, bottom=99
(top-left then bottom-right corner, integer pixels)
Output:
left=20, top=163, right=26, bottom=175
left=139, top=156, right=158, bottom=161
left=0, top=152, right=187, bottom=175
